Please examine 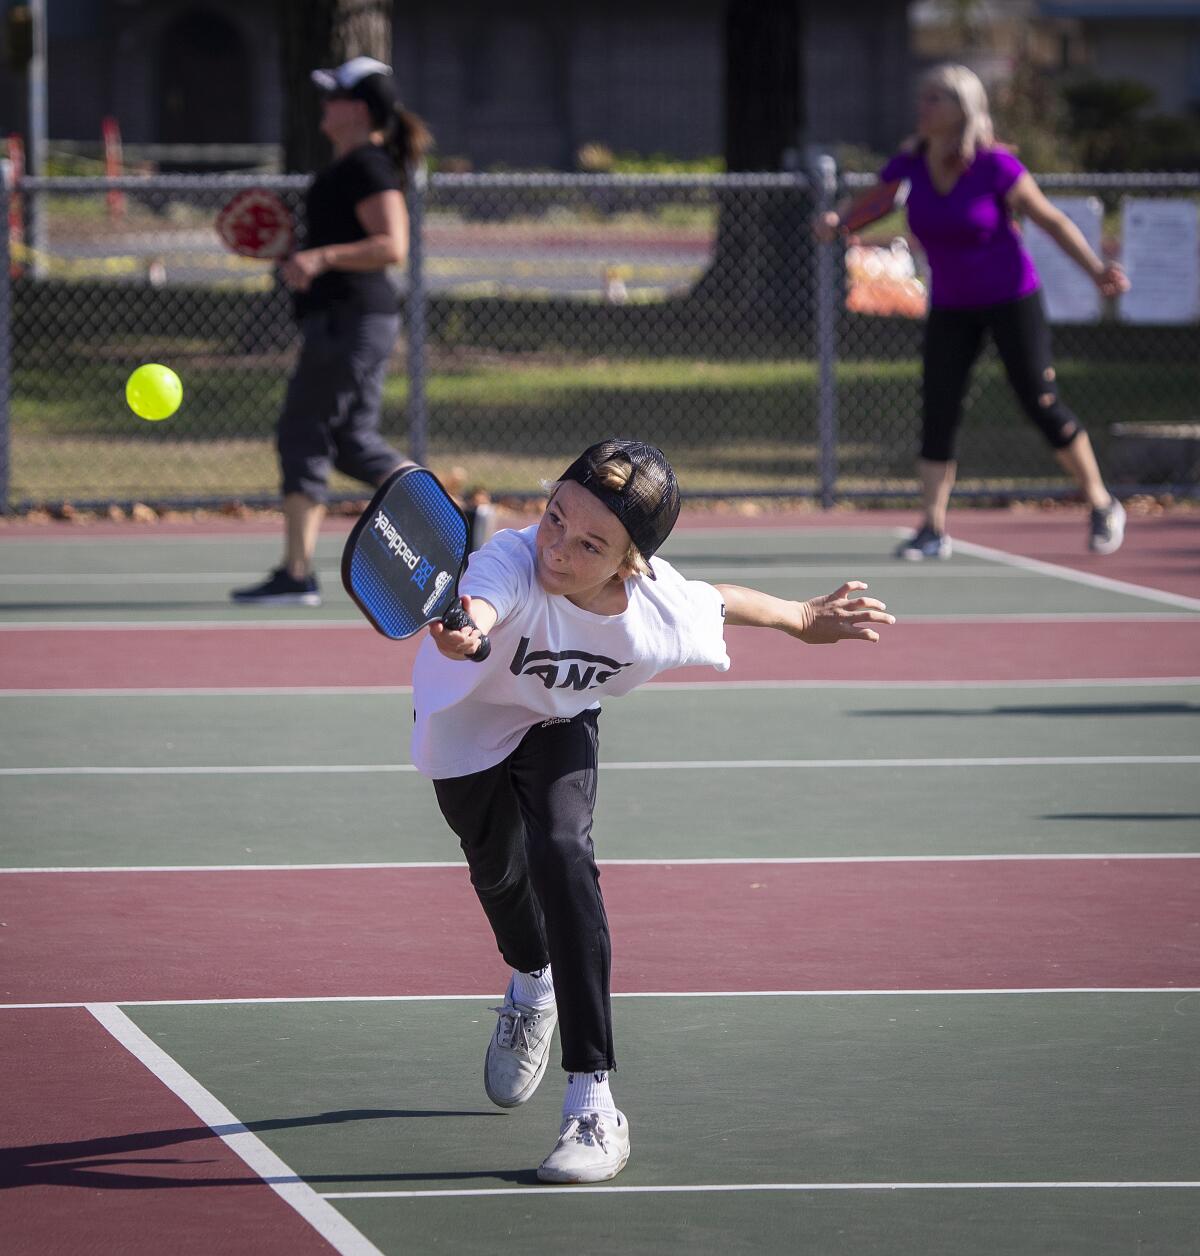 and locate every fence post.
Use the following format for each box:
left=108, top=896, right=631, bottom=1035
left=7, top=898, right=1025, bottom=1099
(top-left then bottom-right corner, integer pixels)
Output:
left=0, top=160, right=10, bottom=512
left=813, top=154, right=838, bottom=509
left=405, top=160, right=429, bottom=467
